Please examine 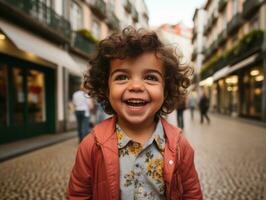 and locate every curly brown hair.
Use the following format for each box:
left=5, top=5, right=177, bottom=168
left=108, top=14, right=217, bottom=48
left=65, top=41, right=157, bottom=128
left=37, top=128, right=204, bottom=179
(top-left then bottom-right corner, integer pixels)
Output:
left=84, top=26, right=192, bottom=115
